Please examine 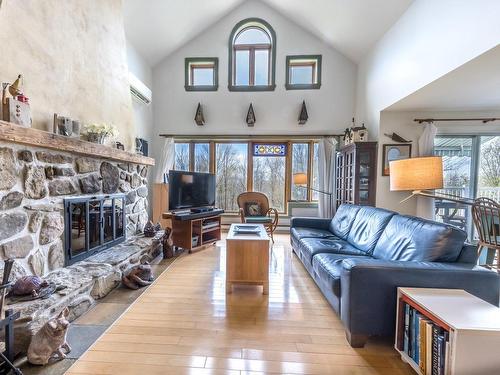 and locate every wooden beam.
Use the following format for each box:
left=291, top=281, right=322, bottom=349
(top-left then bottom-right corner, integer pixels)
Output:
left=0, top=120, right=154, bottom=166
